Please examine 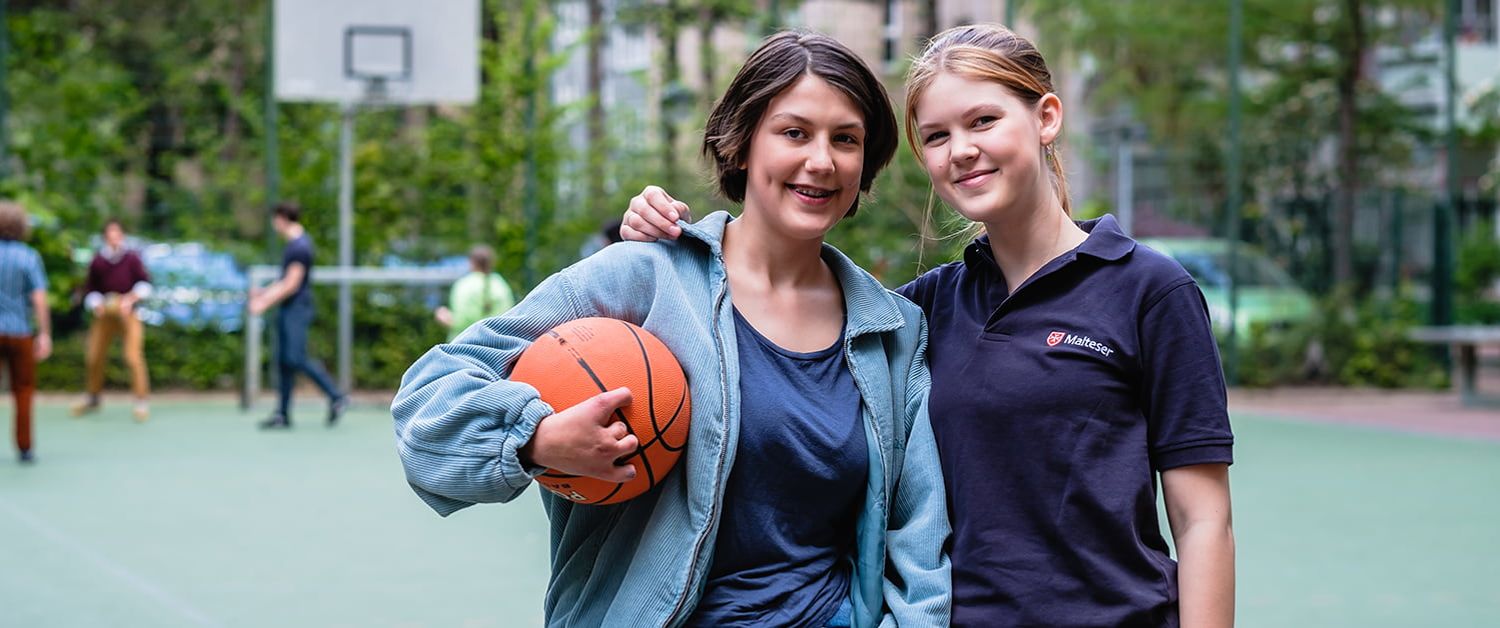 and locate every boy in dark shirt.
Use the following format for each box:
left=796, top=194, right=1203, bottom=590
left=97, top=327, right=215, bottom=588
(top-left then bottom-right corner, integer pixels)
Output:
left=248, top=202, right=348, bottom=429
